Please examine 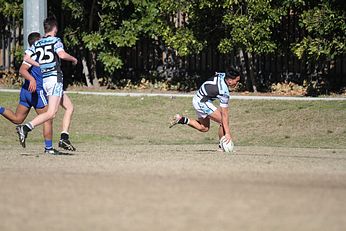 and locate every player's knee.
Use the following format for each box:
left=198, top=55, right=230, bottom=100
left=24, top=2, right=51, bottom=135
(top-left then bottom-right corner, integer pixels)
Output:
left=63, top=102, right=74, bottom=115
left=12, top=118, right=25, bottom=125
left=67, top=104, right=74, bottom=114
left=47, top=110, right=57, bottom=119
